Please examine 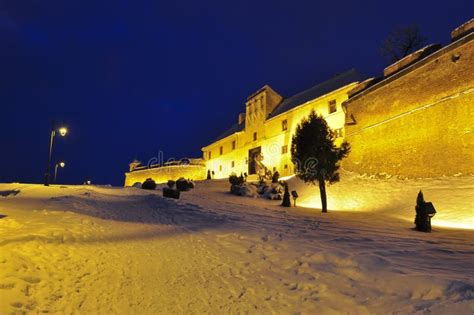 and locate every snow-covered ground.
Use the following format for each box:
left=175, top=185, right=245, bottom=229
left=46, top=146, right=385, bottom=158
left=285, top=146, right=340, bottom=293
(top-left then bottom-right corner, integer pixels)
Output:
left=0, top=172, right=473, bottom=314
